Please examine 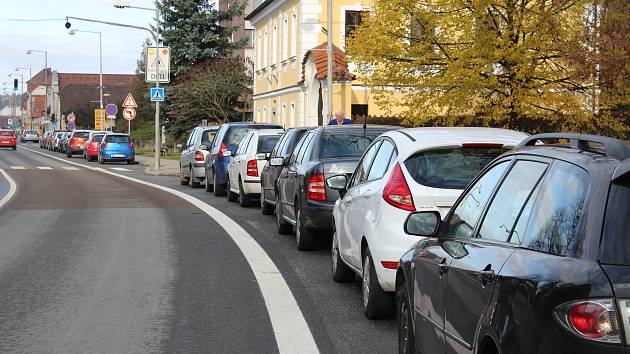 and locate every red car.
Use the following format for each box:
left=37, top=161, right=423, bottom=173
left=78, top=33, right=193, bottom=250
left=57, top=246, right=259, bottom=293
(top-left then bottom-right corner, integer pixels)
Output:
left=84, top=133, right=106, bottom=162
left=0, top=130, right=17, bottom=150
